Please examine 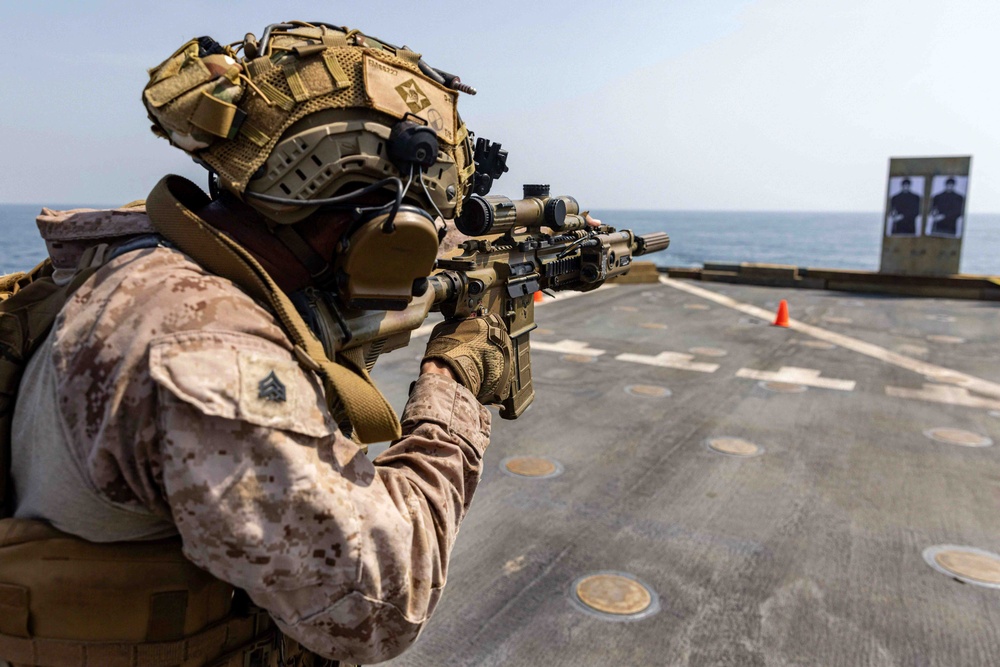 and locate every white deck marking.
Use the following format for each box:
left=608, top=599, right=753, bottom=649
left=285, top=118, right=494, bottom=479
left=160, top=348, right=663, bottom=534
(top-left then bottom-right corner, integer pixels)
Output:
left=532, top=339, right=606, bottom=357
left=886, top=385, right=1000, bottom=411
left=616, top=351, right=720, bottom=374
left=661, top=276, right=1000, bottom=400
left=927, top=334, right=965, bottom=344
left=736, top=366, right=857, bottom=391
